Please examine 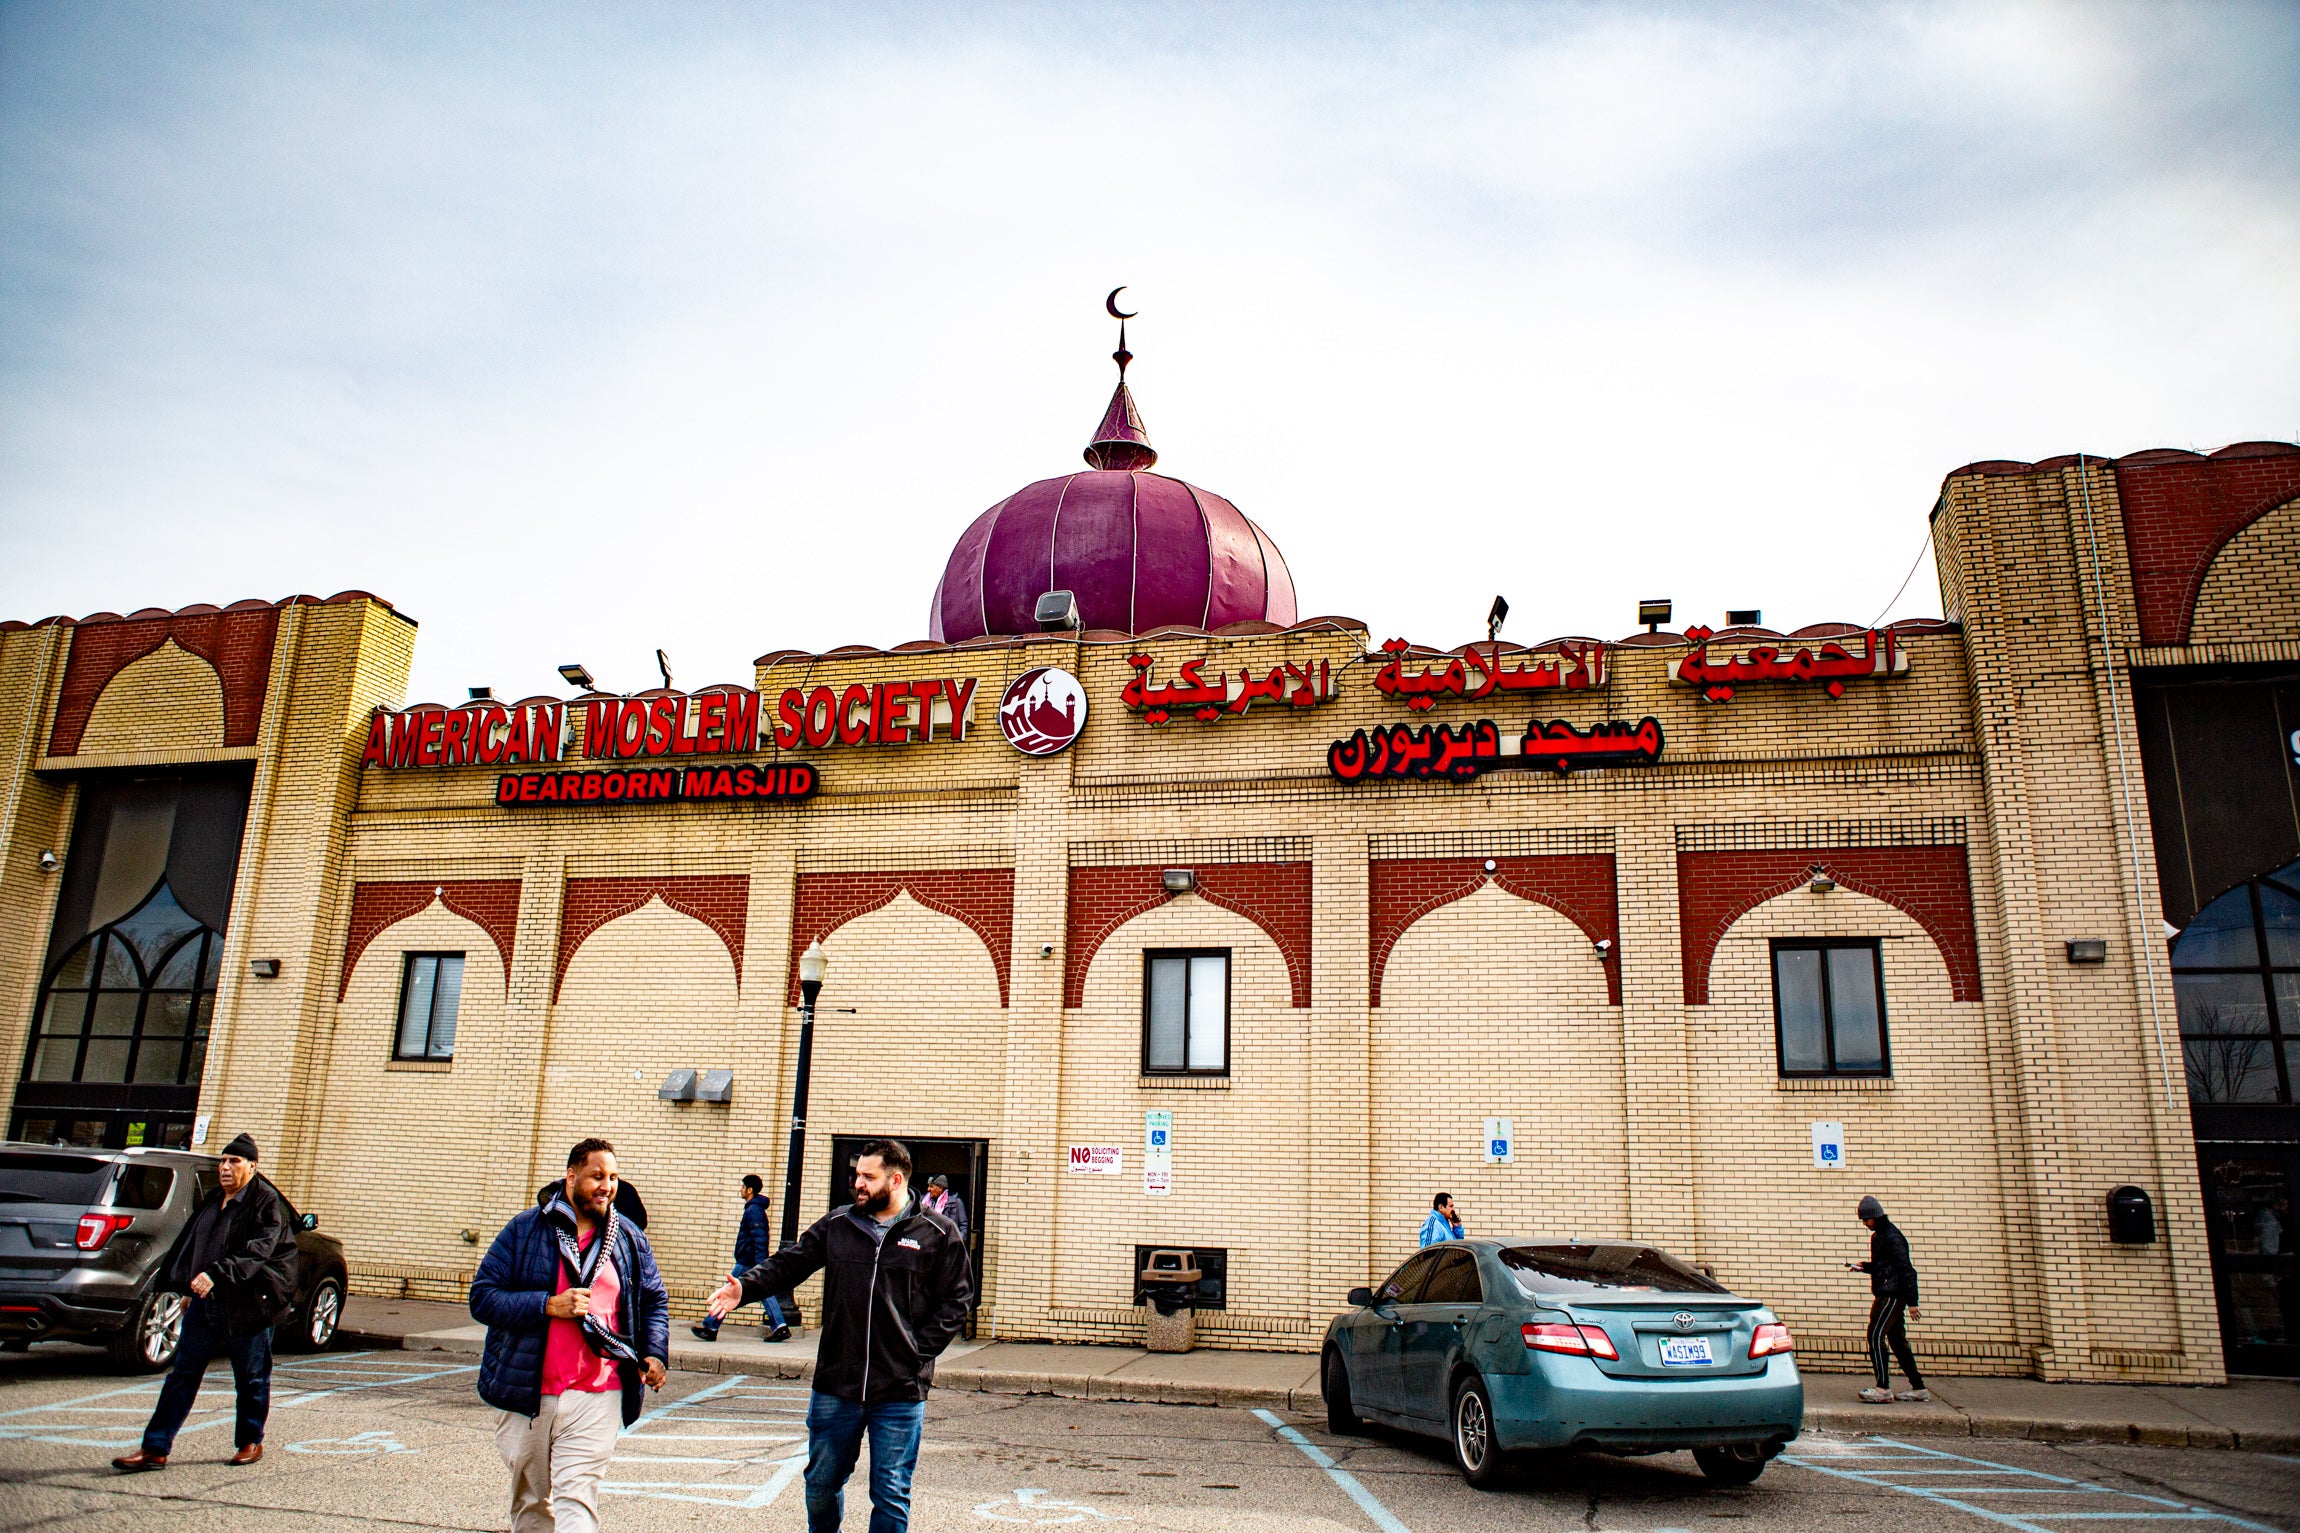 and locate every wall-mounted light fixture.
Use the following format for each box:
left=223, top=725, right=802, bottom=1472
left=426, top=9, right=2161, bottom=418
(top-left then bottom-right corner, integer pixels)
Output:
left=1035, top=590, right=1081, bottom=631
left=249, top=959, right=281, bottom=978
left=696, top=1069, right=734, bottom=1103
left=1039, top=942, right=1056, bottom=958
left=1483, top=859, right=1498, bottom=874
left=1593, top=938, right=1614, bottom=962
left=558, top=662, right=595, bottom=690
left=1161, top=868, right=1196, bottom=895
left=468, top=686, right=493, bottom=701
left=1486, top=595, right=1509, bottom=643
left=1808, top=868, right=1837, bottom=894
left=1638, top=598, right=1673, bottom=632
left=37, top=850, right=58, bottom=873
left=658, top=1069, right=698, bottom=1102
left=2065, top=939, right=2108, bottom=964
left=1726, top=609, right=1762, bottom=627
